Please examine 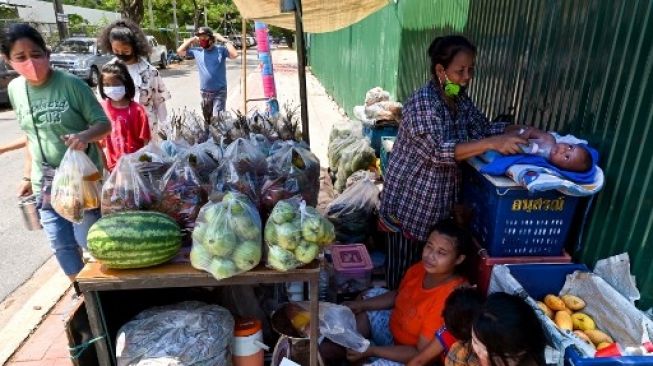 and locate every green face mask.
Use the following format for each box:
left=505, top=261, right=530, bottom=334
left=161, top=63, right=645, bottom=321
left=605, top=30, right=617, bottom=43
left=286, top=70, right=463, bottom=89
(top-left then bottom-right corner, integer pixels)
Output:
left=442, top=74, right=462, bottom=98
